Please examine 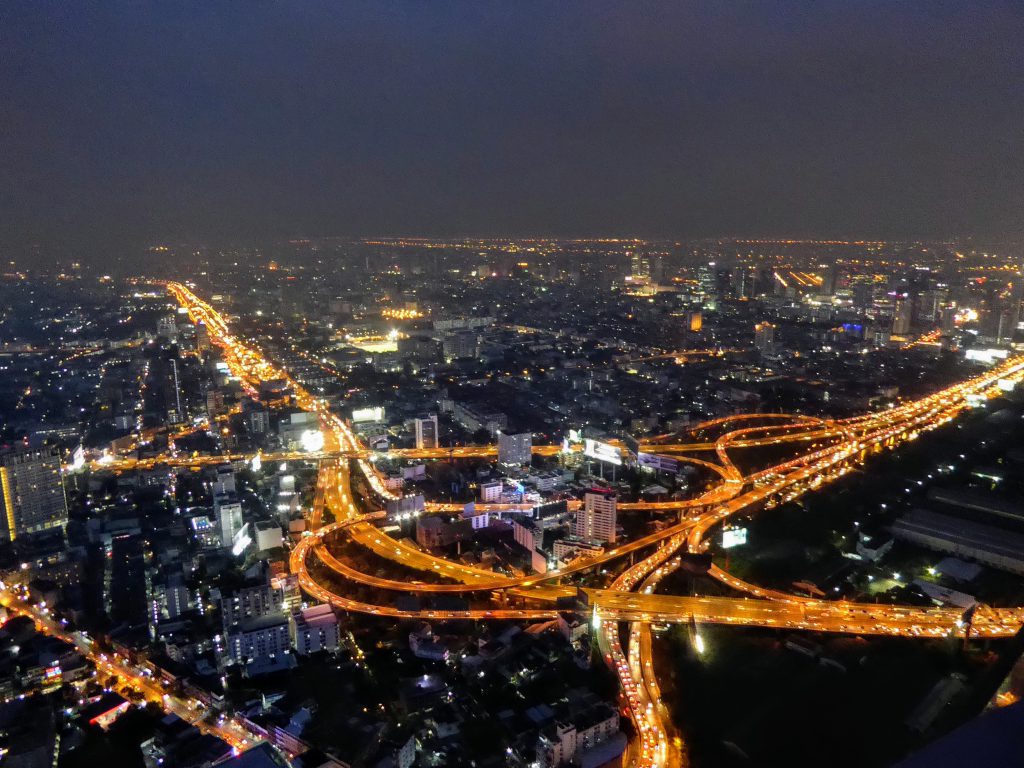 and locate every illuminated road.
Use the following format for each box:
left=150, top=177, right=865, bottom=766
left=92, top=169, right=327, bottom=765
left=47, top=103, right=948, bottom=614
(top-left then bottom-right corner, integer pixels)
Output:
left=163, top=281, right=1024, bottom=768
left=0, top=589, right=255, bottom=750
